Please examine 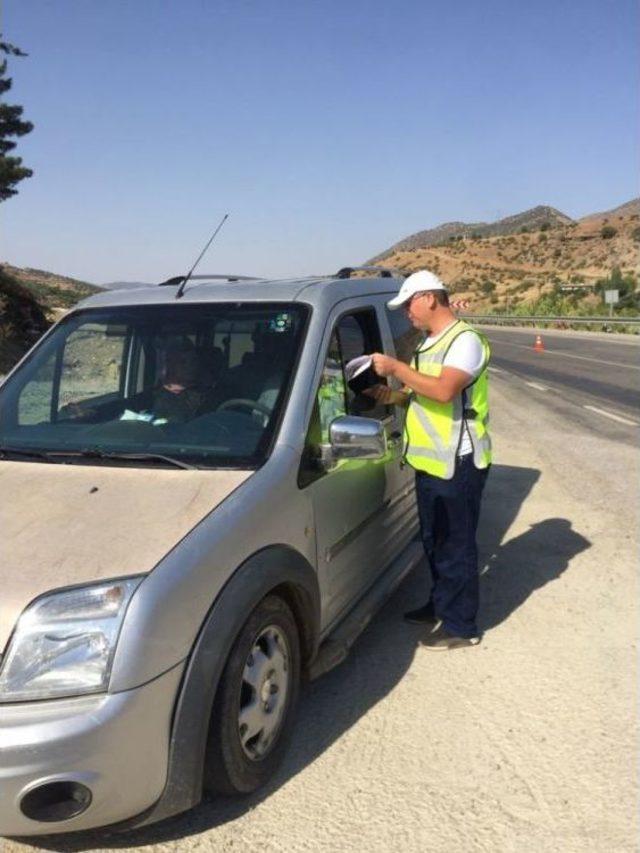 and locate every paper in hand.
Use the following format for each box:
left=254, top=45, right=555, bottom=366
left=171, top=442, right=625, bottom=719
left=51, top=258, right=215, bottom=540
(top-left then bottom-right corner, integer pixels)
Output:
left=345, top=355, right=372, bottom=383
left=345, top=355, right=379, bottom=393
